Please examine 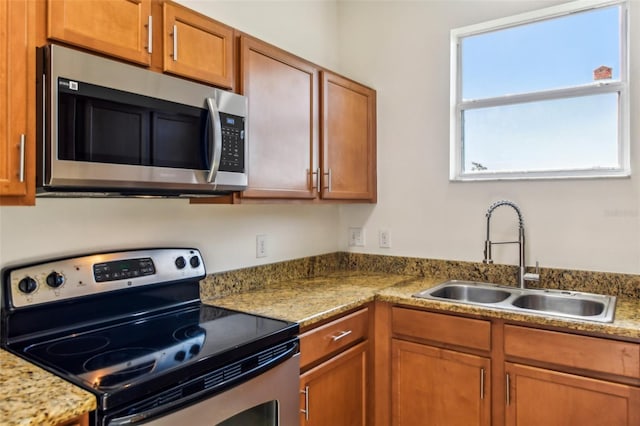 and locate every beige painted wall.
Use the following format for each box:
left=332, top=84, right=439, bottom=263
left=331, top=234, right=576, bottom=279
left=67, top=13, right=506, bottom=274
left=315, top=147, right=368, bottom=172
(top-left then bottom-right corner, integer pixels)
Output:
left=0, top=1, right=638, bottom=275
left=336, top=0, right=640, bottom=274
